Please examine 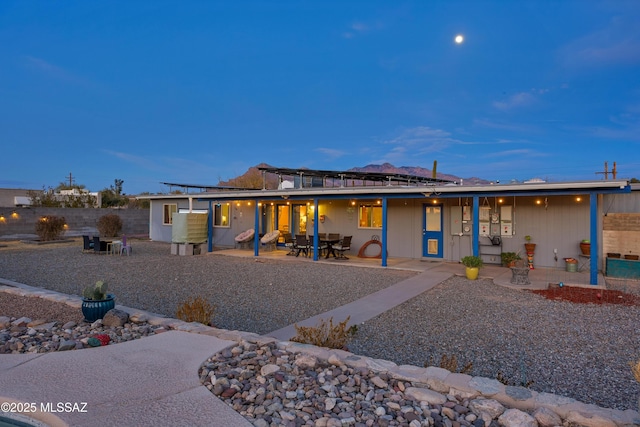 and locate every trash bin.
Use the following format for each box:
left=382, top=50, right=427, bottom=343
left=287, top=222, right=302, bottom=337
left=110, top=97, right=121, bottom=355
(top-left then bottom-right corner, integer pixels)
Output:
left=565, top=258, right=578, bottom=272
